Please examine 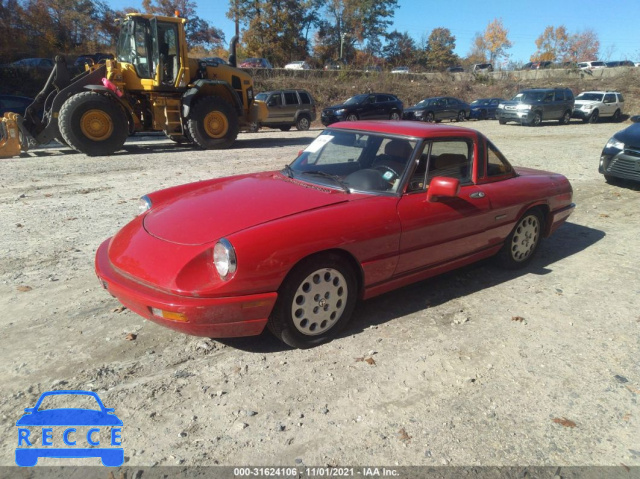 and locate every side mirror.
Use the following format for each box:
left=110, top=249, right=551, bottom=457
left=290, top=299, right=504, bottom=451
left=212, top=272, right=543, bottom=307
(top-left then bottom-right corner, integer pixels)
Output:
left=427, top=177, right=460, bottom=202
left=631, top=115, right=640, bottom=123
